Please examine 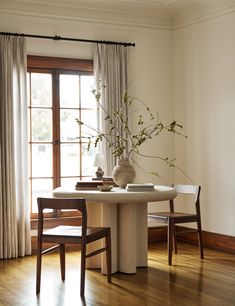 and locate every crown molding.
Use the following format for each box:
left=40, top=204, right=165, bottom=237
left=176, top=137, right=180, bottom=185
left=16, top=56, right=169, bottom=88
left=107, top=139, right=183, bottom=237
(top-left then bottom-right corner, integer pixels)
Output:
left=173, top=0, right=235, bottom=30
left=1, top=0, right=235, bottom=31
left=0, top=0, right=173, bottom=30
